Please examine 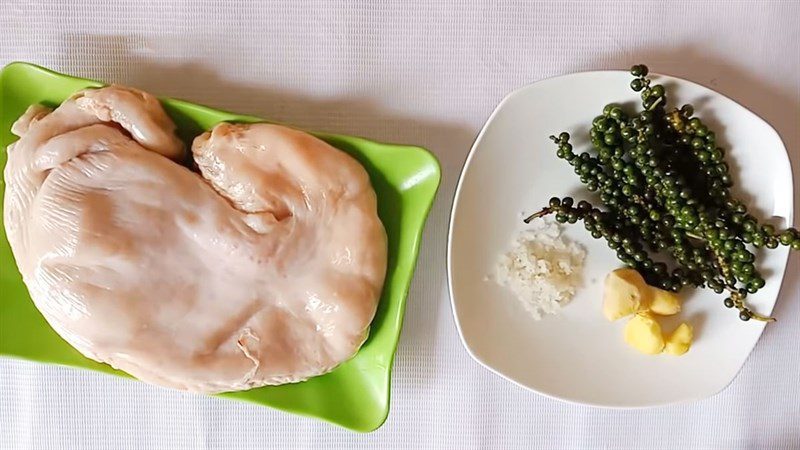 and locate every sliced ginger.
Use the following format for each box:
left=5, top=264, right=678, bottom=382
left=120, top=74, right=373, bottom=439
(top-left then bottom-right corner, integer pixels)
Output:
left=603, top=268, right=692, bottom=356
left=603, top=268, right=651, bottom=321
left=664, top=323, right=693, bottom=355
left=624, top=312, right=665, bottom=354
left=649, top=289, right=681, bottom=316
